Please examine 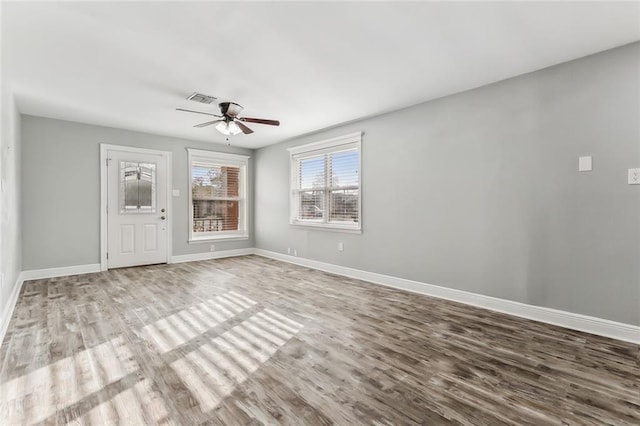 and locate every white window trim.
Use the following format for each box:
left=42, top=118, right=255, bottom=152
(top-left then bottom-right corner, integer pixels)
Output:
left=187, top=149, right=250, bottom=242
left=288, top=132, right=362, bottom=233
